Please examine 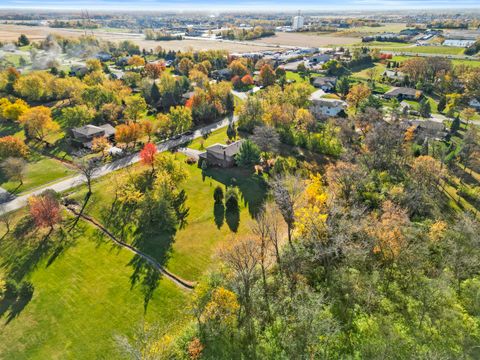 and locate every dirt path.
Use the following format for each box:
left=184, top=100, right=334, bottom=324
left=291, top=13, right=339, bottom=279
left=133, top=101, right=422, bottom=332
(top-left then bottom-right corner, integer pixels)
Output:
left=65, top=206, right=195, bottom=291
